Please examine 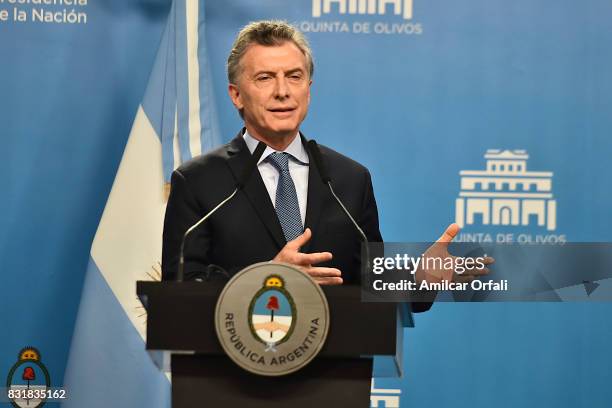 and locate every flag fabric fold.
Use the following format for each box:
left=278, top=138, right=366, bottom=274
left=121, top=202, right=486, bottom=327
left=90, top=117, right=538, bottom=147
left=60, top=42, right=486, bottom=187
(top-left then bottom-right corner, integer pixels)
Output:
left=63, top=1, right=219, bottom=406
